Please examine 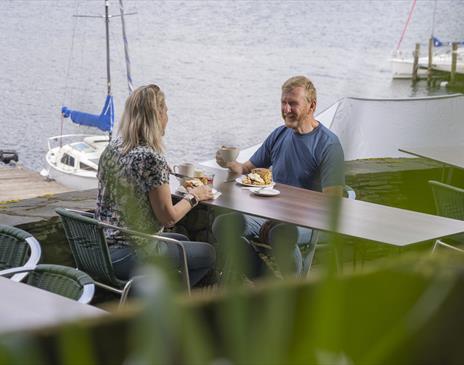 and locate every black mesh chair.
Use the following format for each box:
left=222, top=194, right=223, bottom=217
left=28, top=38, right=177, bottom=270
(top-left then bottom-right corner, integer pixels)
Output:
left=1, top=264, right=95, bottom=304
left=56, top=208, right=191, bottom=304
left=429, top=180, right=464, bottom=254
left=0, top=225, right=42, bottom=282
